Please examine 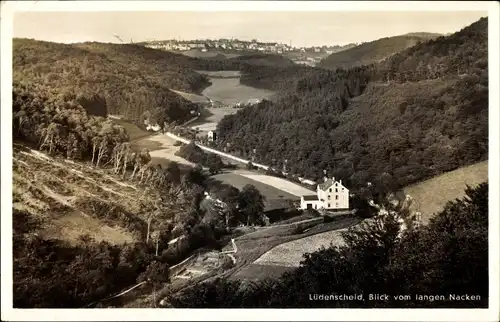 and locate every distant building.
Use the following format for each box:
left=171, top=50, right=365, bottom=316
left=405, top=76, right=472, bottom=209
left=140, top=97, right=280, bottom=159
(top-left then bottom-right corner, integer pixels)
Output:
left=300, top=177, right=349, bottom=210
left=208, top=130, right=217, bottom=142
